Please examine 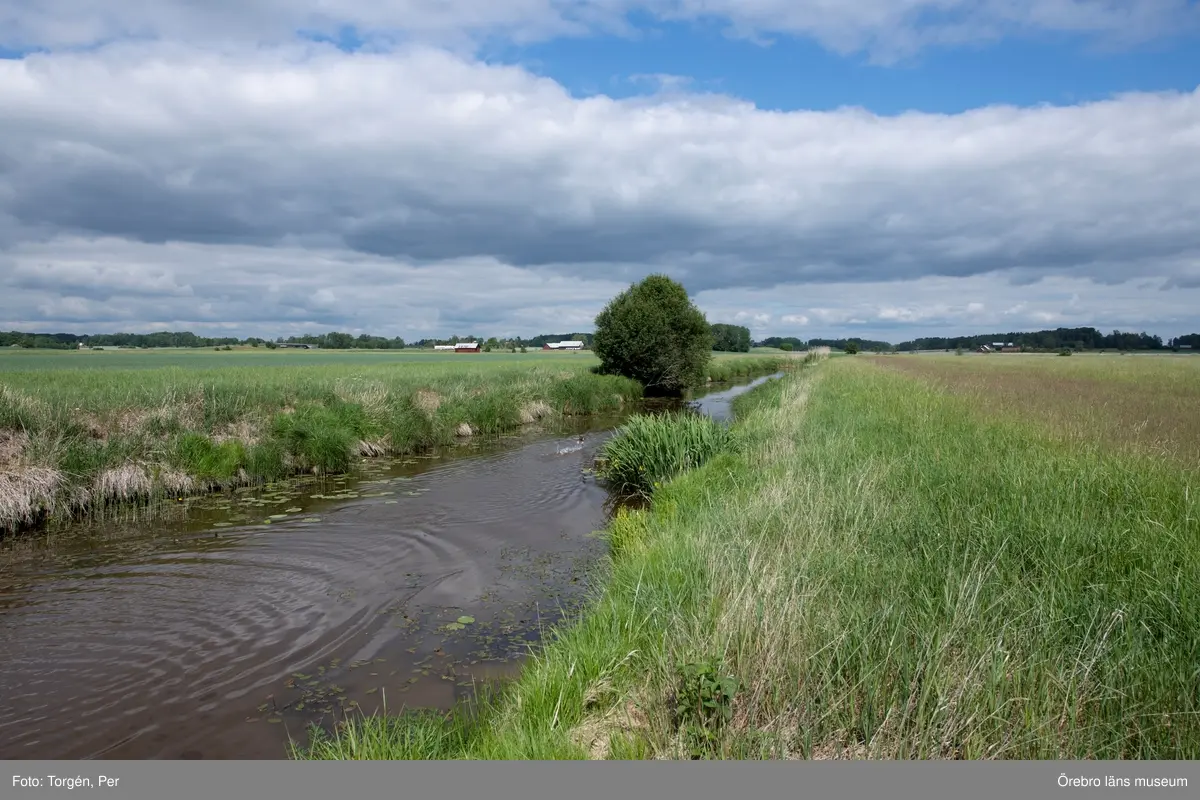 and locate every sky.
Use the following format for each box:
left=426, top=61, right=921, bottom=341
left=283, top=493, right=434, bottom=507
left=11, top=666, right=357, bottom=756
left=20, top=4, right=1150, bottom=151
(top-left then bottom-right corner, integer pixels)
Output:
left=1, top=2, right=1199, bottom=344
